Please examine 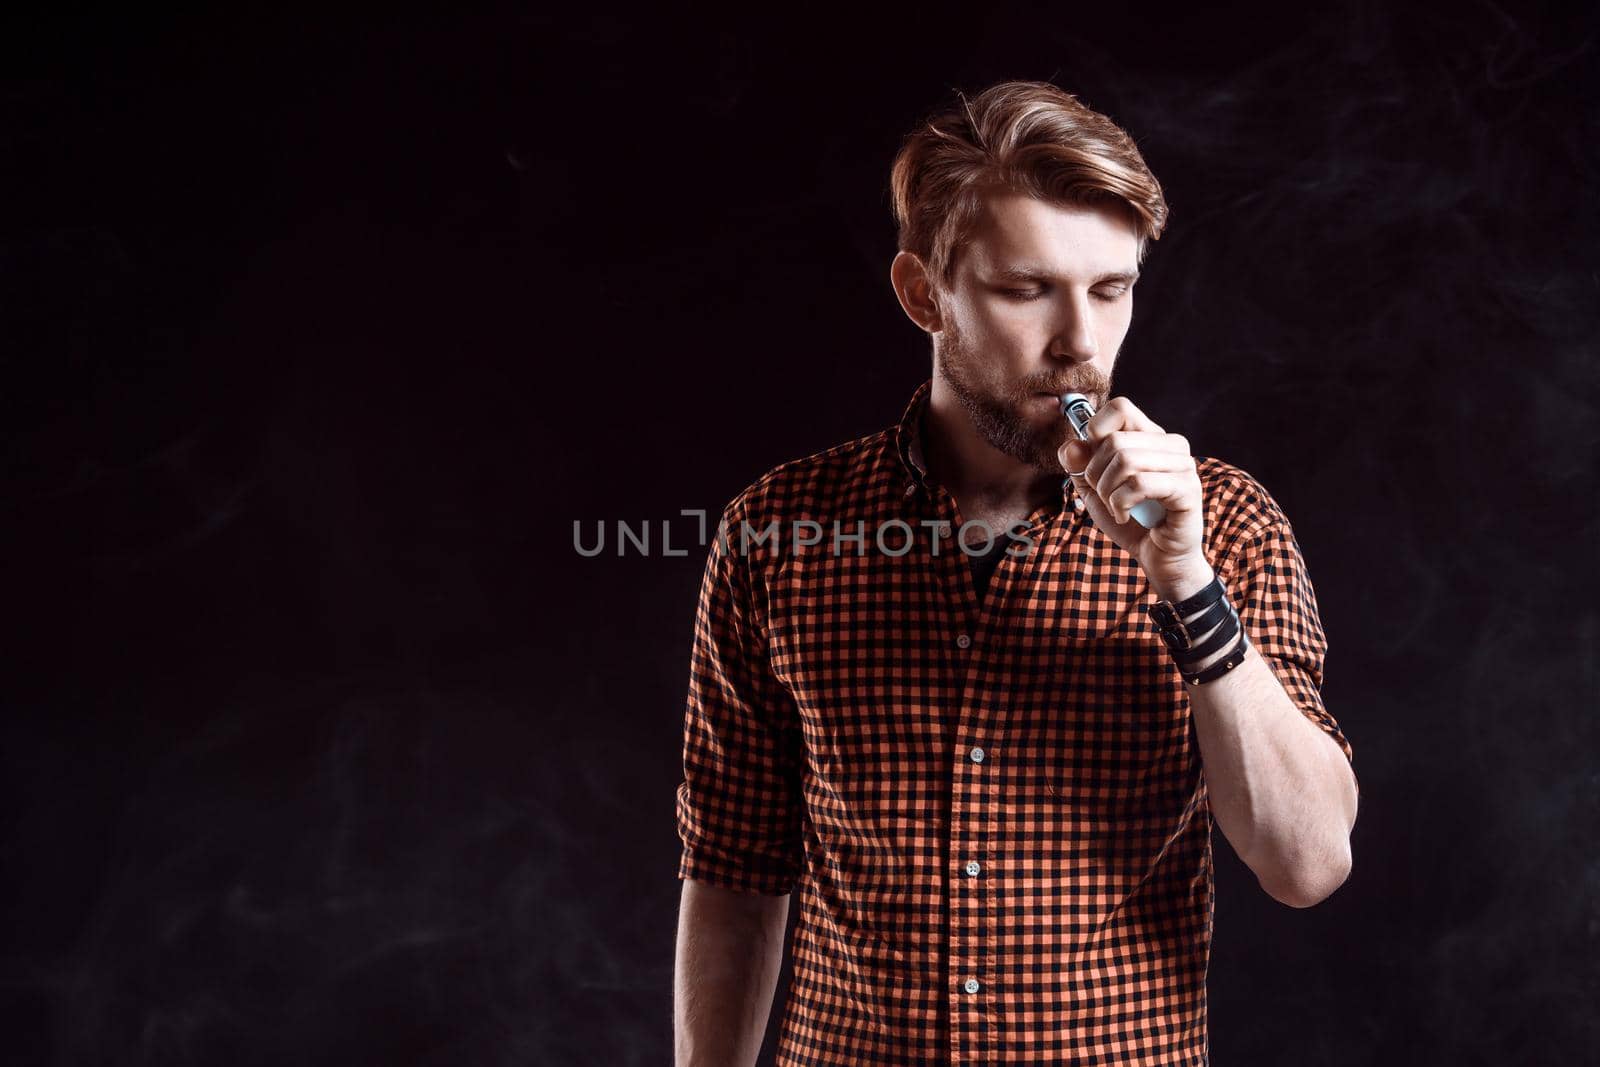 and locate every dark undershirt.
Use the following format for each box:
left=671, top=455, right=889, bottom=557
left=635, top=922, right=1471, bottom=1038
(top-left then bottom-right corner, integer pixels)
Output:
left=965, top=495, right=1067, bottom=598
left=966, top=536, right=1015, bottom=600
